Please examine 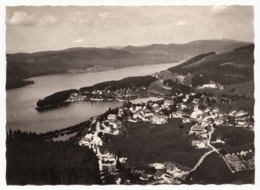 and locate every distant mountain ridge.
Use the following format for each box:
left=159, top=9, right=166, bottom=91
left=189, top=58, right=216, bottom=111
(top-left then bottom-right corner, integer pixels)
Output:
left=122, top=39, right=251, bottom=60
left=6, top=39, right=251, bottom=89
